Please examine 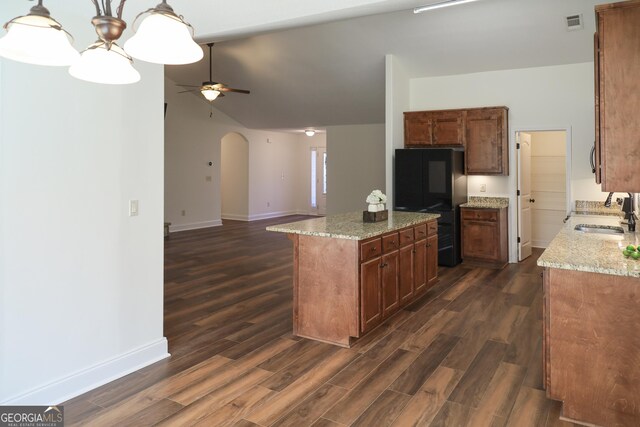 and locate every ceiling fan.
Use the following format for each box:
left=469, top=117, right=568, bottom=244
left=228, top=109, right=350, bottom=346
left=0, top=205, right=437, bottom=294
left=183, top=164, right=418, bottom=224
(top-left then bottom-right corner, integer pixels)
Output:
left=178, top=43, right=250, bottom=102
